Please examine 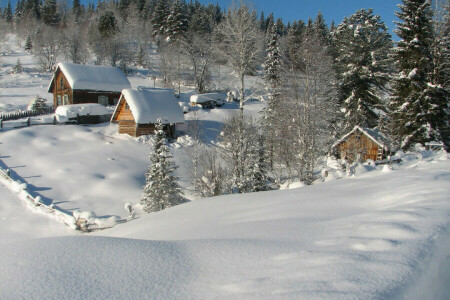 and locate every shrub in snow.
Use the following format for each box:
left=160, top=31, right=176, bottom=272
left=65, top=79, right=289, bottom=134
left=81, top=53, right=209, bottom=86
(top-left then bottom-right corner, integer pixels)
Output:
left=28, top=96, right=49, bottom=113
left=12, top=58, right=24, bottom=74
left=124, top=202, right=135, bottom=219
left=141, top=119, right=185, bottom=213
